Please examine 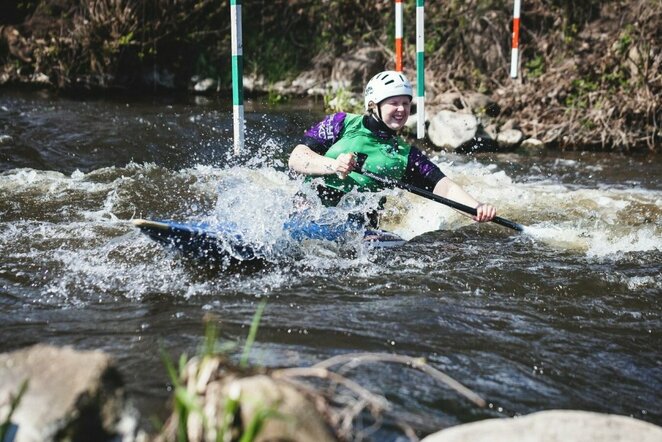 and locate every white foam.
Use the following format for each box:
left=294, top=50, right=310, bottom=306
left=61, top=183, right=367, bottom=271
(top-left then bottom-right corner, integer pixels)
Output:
left=624, top=275, right=660, bottom=291
left=374, top=158, right=662, bottom=258
left=3, top=159, right=660, bottom=306
left=586, top=225, right=662, bottom=257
